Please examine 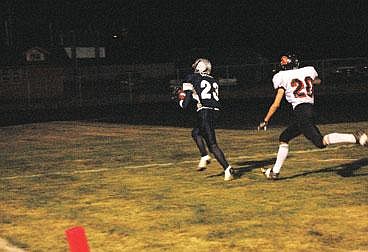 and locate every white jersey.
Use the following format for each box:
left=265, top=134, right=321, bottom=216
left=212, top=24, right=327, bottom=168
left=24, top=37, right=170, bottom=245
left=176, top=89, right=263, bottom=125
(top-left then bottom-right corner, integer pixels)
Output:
left=272, top=66, right=318, bottom=109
